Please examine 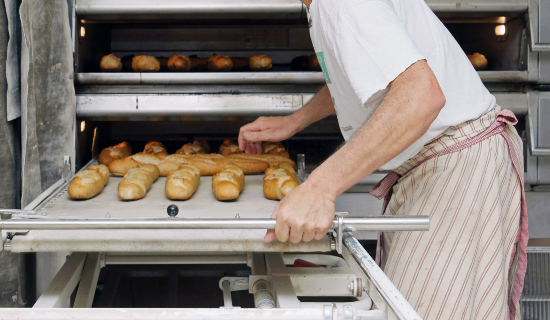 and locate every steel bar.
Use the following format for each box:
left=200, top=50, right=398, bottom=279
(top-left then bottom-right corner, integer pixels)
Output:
left=105, top=254, right=248, bottom=265
left=73, top=253, right=102, bottom=308
left=0, top=215, right=429, bottom=232
left=222, top=281, right=233, bottom=308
